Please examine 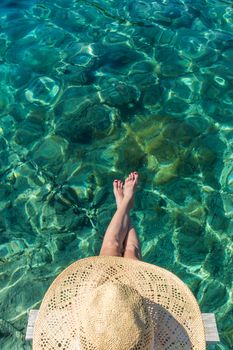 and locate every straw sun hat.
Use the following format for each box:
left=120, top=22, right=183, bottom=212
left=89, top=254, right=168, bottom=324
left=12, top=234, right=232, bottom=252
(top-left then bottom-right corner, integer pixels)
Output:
left=33, top=256, right=206, bottom=350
